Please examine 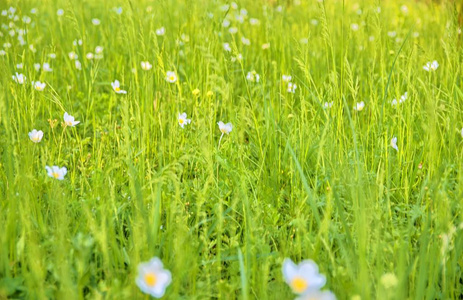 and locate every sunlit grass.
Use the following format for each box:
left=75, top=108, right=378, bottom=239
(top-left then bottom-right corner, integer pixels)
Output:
left=0, top=0, right=462, bottom=299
